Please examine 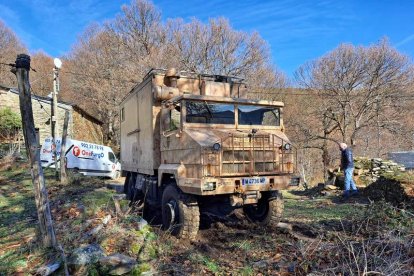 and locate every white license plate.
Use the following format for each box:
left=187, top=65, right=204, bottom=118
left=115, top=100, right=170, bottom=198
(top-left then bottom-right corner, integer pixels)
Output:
left=242, top=177, right=266, bottom=185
